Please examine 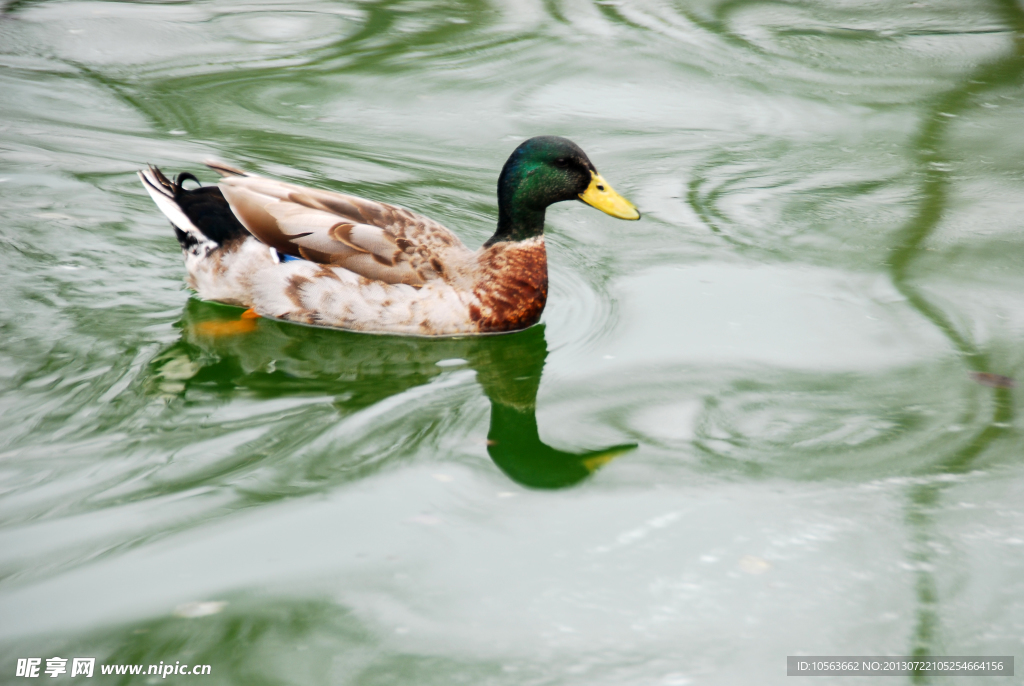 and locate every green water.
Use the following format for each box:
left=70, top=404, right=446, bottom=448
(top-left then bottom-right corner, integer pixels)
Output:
left=2, top=0, right=1023, bottom=683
